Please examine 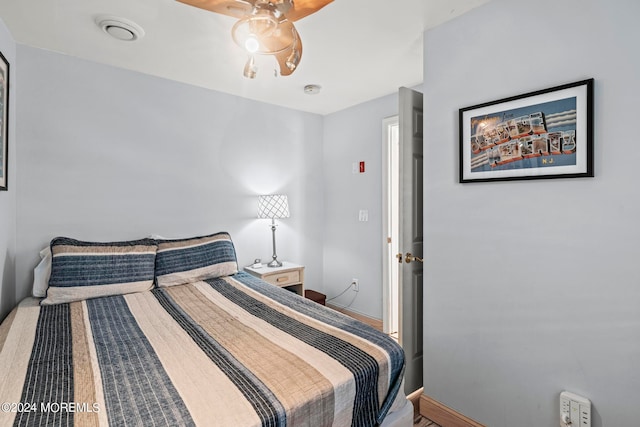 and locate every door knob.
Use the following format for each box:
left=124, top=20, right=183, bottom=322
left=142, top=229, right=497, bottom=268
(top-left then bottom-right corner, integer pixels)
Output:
left=405, top=252, right=423, bottom=263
